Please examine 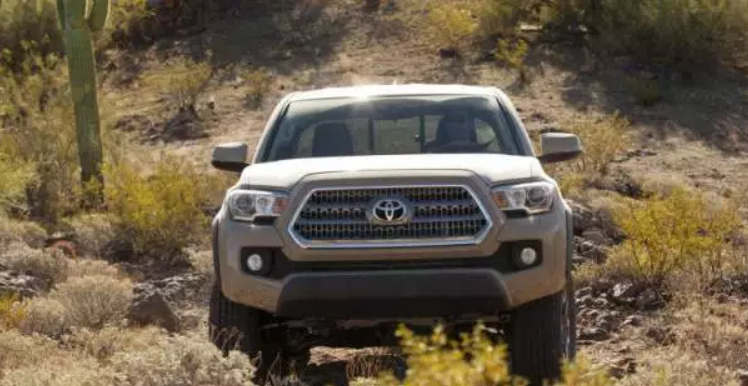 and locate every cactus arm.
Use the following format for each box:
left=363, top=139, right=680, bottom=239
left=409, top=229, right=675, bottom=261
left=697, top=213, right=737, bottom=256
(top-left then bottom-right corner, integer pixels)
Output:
left=87, top=0, right=110, bottom=32
left=62, top=0, right=88, bottom=29
left=56, top=0, right=67, bottom=29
